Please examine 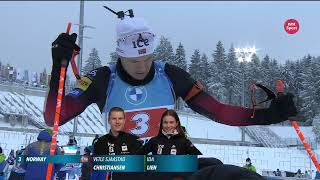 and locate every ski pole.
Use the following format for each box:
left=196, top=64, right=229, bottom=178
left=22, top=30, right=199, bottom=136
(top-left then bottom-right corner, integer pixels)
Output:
left=46, top=22, right=79, bottom=180
left=65, top=21, right=80, bottom=80
left=276, top=80, right=320, bottom=171
left=68, top=23, right=80, bottom=80
left=70, top=51, right=80, bottom=79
